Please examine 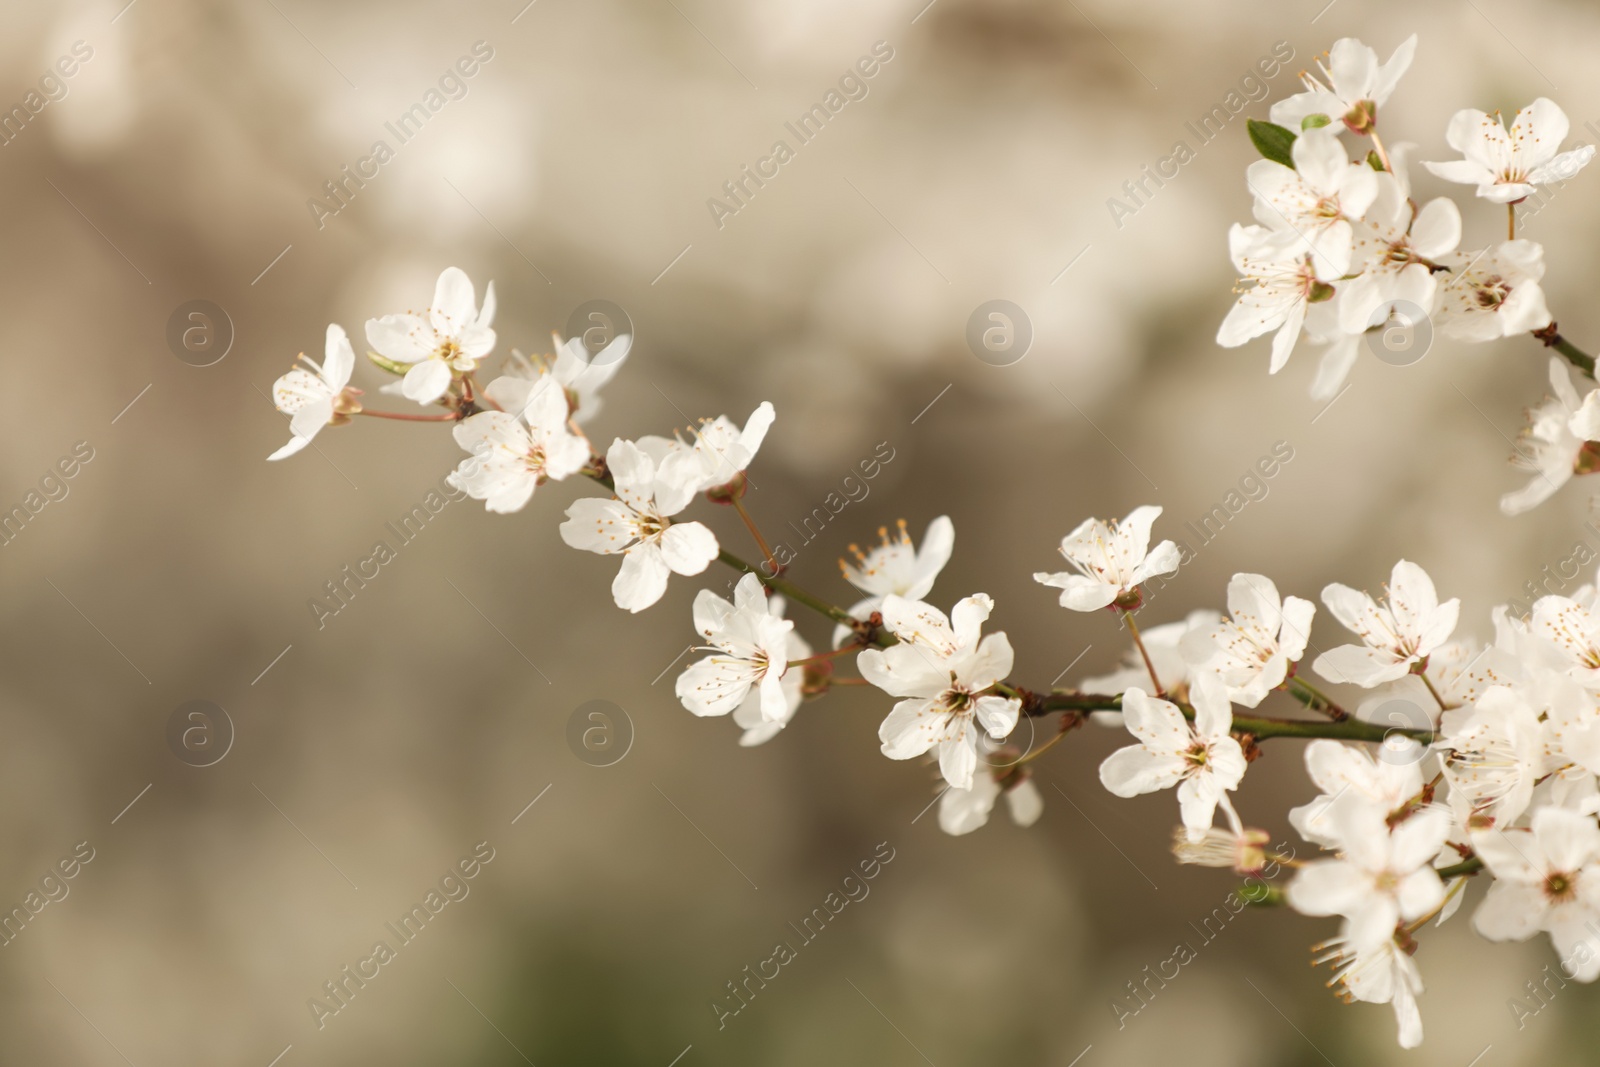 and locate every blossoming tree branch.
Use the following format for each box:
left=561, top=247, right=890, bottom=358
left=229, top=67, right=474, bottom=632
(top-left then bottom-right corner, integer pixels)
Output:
left=266, top=34, right=1600, bottom=1049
